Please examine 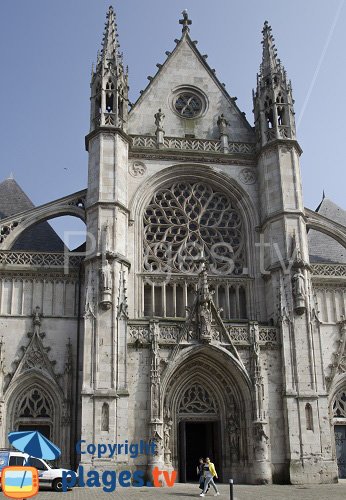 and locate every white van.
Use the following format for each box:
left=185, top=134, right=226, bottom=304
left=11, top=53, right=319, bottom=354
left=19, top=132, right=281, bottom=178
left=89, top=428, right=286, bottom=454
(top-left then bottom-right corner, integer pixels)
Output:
left=0, top=450, right=72, bottom=492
